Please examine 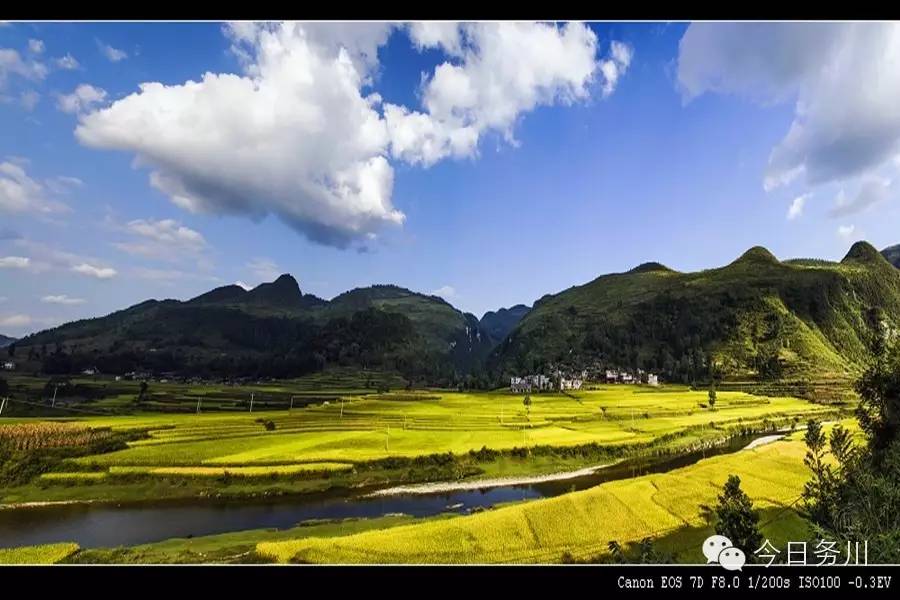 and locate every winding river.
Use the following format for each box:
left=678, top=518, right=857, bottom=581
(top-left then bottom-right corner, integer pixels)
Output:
left=0, top=432, right=784, bottom=549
